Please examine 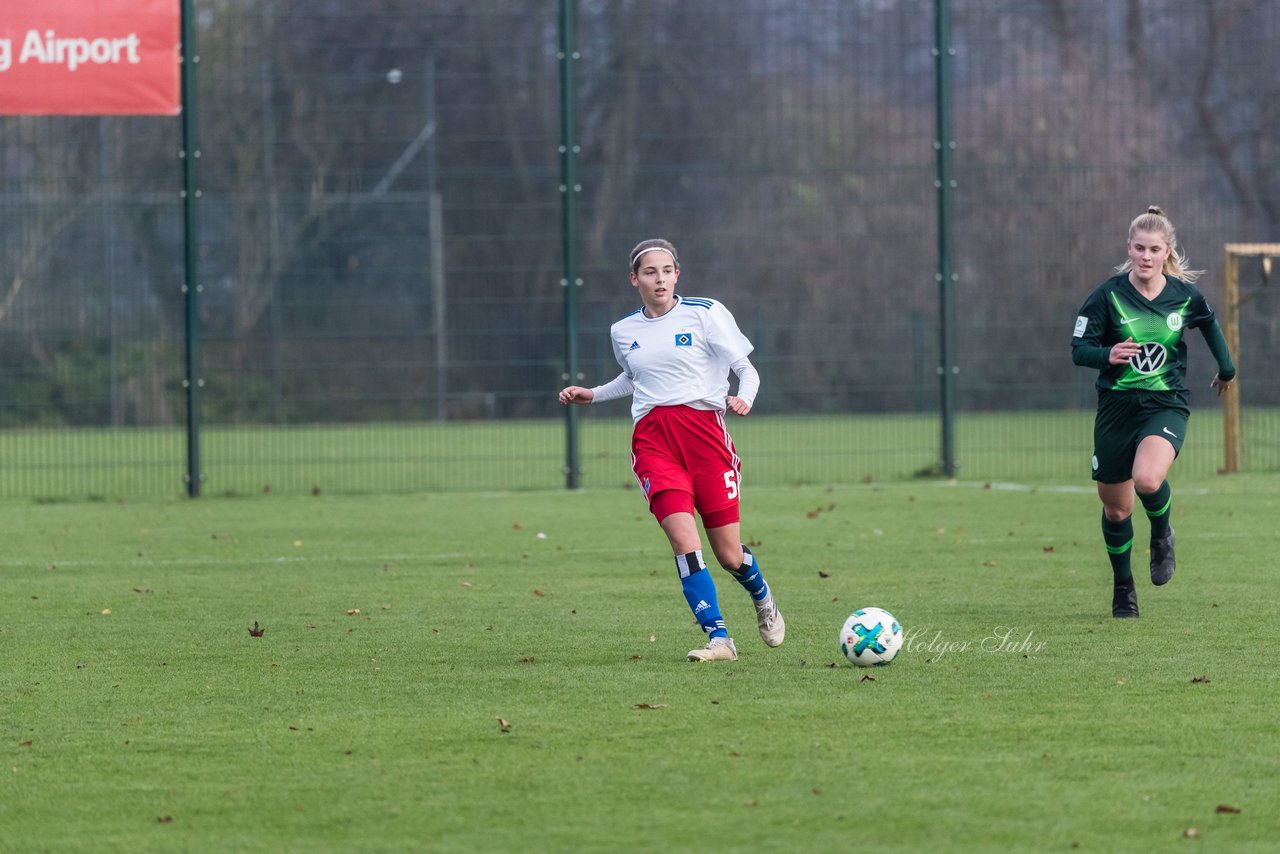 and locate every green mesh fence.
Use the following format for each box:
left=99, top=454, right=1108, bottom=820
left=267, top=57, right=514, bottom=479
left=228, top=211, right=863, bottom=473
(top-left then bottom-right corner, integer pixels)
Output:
left=2, top=0, right=1278, bottom=499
